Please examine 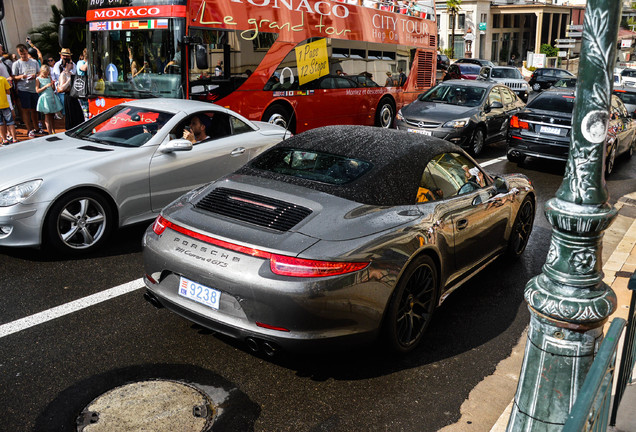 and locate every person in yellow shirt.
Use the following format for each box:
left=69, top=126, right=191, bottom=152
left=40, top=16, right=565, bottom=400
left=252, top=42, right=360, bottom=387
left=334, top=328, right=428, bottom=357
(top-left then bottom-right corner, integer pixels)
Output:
left=0, top=75, right=17, bottom=145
